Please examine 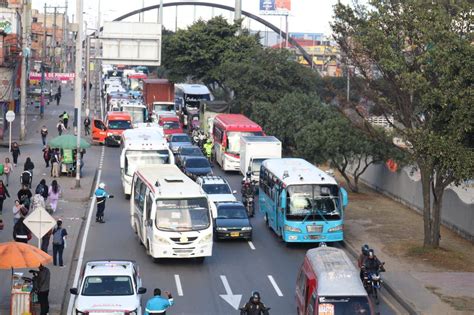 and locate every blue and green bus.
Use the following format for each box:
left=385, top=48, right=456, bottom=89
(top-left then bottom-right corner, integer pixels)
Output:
left=259, top=158, right=348, bottom=243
